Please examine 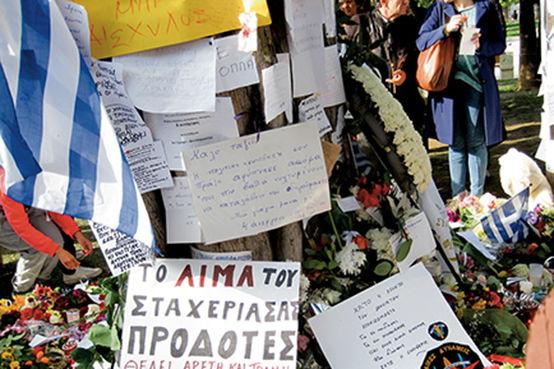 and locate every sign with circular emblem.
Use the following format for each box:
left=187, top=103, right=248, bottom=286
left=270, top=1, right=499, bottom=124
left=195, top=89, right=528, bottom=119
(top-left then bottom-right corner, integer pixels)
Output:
left=420, top=342, right=484, bottom=369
